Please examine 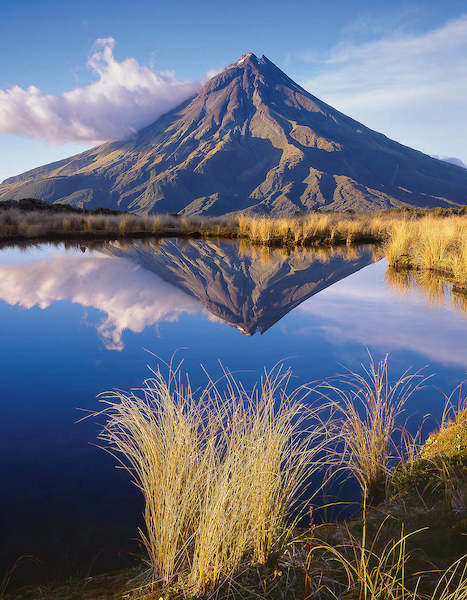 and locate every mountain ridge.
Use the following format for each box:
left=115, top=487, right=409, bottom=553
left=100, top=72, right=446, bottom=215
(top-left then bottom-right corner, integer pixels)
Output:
left=1, top=52, right=466, bottom=214
left=104, top=238, right=376, bottom=335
